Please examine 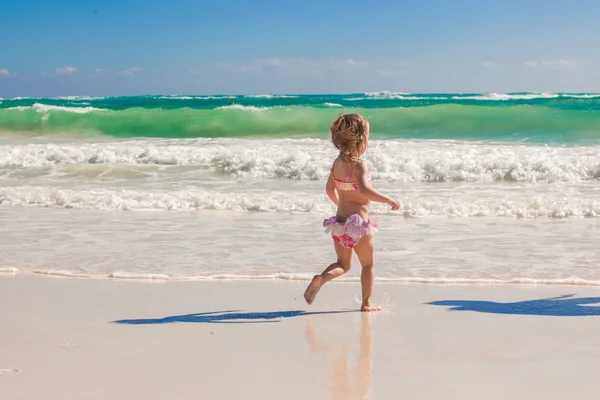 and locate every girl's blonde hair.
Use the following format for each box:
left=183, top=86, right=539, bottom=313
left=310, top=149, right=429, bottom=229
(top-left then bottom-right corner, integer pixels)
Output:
left=330, top=113, right=369, bottom=162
